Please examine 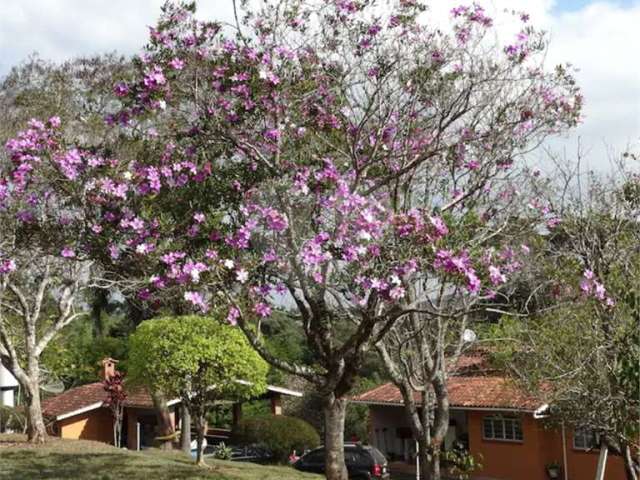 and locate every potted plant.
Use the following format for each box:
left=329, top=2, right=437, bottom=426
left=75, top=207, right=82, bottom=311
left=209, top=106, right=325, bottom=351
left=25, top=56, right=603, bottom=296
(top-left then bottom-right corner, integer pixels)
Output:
left=546, top=462, right=561, bottom=479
